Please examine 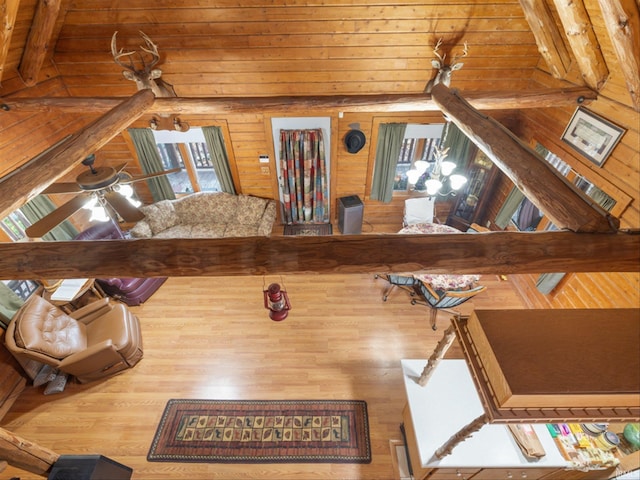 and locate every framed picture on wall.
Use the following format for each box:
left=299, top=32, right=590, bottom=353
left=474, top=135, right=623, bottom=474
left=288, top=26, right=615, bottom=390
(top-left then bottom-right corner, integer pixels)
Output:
left=561, top=107, right=625, bottom=167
